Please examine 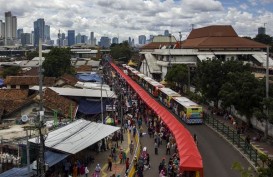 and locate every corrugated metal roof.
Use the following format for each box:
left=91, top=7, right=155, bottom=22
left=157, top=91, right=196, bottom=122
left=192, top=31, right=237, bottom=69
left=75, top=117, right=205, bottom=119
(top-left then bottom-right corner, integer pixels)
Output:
left=30, top=86, right=116, bottom=98
left=29, top=119, right=120, bottom=154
